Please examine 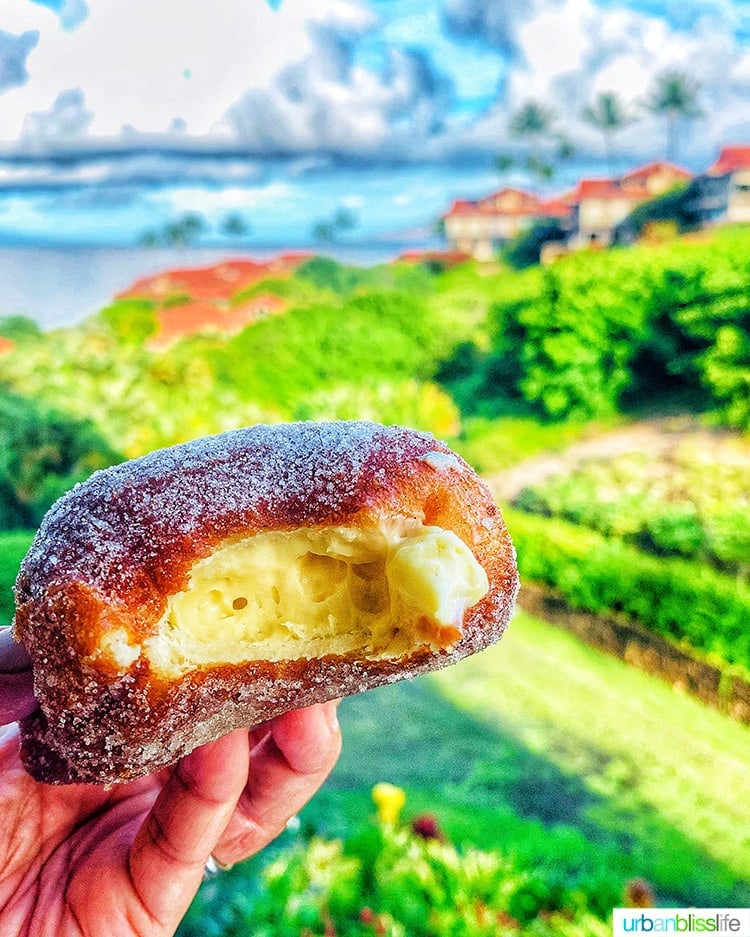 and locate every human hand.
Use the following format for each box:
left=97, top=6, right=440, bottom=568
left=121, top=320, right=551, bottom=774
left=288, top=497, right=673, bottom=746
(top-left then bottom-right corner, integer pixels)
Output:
left=0, top=627, right=342, bottom=937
